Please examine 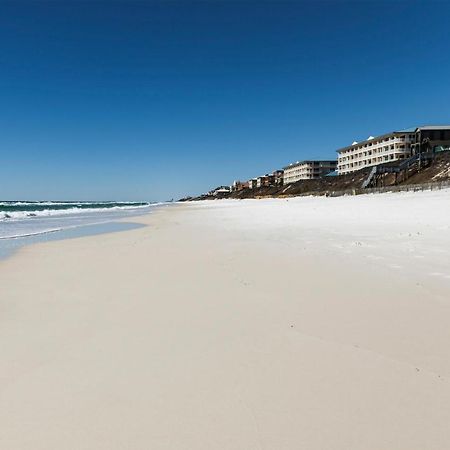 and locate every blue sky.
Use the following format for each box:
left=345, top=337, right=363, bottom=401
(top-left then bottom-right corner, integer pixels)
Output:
left=1, top=1, right=449, bottom=201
